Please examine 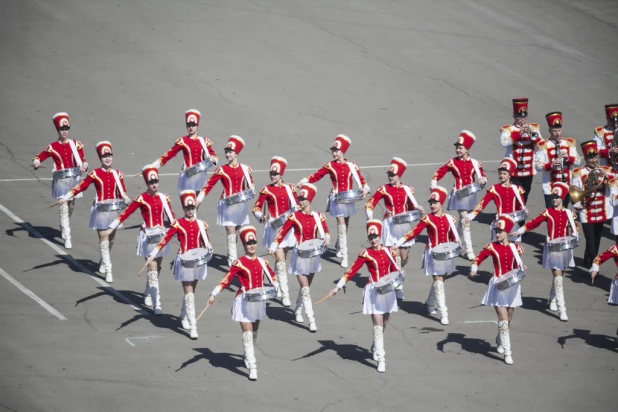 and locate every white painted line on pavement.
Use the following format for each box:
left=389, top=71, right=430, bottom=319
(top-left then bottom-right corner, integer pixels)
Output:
left=125, top=335, right=162, bottom=347
left=0, top=160, right=501, bottom=182
left=0, top=267, right=67, bottom=320
left=0, top=204, right=145, bottom=314
left=463, top=320, right=498, bottom=325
